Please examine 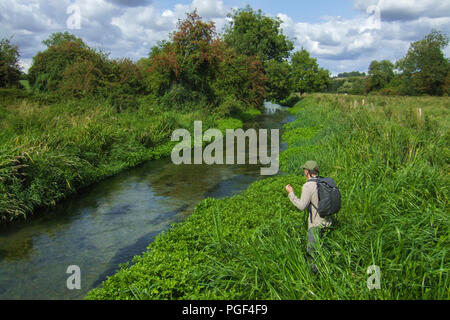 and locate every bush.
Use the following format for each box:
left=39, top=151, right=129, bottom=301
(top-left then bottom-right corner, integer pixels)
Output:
left=215, top=117, right=243, bottom=132
left=0, top=88, right=31, bottom=103
left=28, top=33, right=145, bottom=104
left=158, top=83, right=195, bottom=111
left=264, top=59, right=293, bottom=104
left=279, top=93, right=301, bottom=107
left=145, top=11, right=266, bottom=115
left=214, top=95, right=246, bottom=117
